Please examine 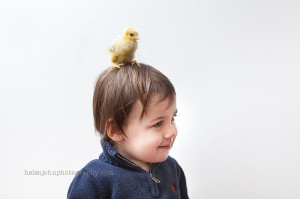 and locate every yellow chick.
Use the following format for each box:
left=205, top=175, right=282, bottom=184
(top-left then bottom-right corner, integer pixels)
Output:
left=109, top=27, right=140, bottom=68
